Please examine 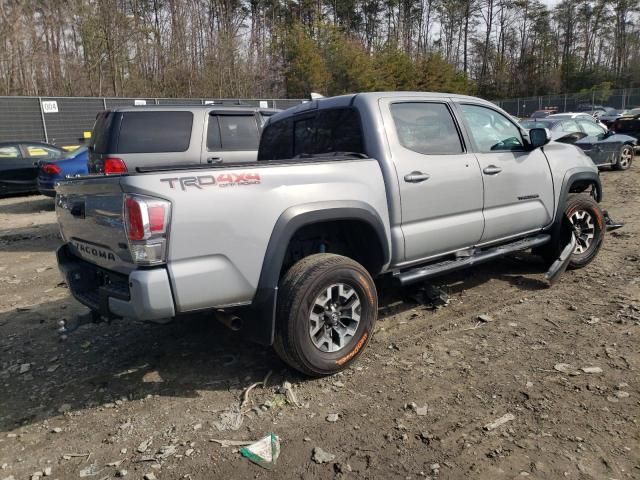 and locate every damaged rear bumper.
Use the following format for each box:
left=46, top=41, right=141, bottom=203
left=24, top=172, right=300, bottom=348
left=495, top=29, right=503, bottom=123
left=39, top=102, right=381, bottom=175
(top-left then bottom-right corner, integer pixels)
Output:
left=56, top=245, right=175, bottom=321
